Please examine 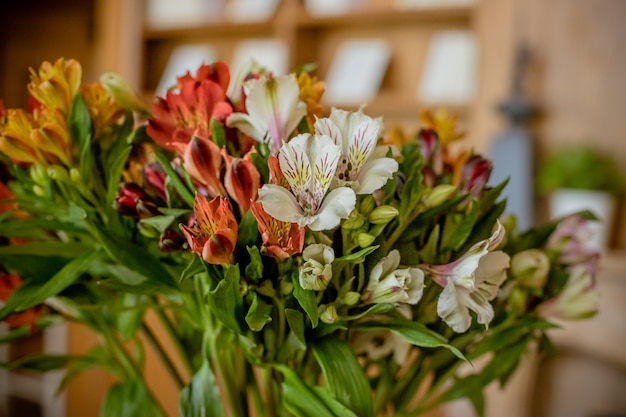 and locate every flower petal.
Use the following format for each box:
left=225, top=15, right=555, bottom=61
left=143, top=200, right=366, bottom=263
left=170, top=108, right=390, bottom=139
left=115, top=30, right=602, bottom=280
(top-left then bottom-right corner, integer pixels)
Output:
left=437, top=281, right=472, bottom=333
left=258, top=184, right=304, bottom=225
left=309, top=186, right=356, bottom=231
